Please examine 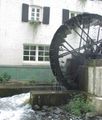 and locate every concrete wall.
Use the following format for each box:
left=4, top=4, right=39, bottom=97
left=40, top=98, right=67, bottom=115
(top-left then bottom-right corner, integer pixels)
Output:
left=0, top=65, right=54, bottom=82
left=88, top=59, right=102, bottom=96
left=87, top=59, right=102, bottom=114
